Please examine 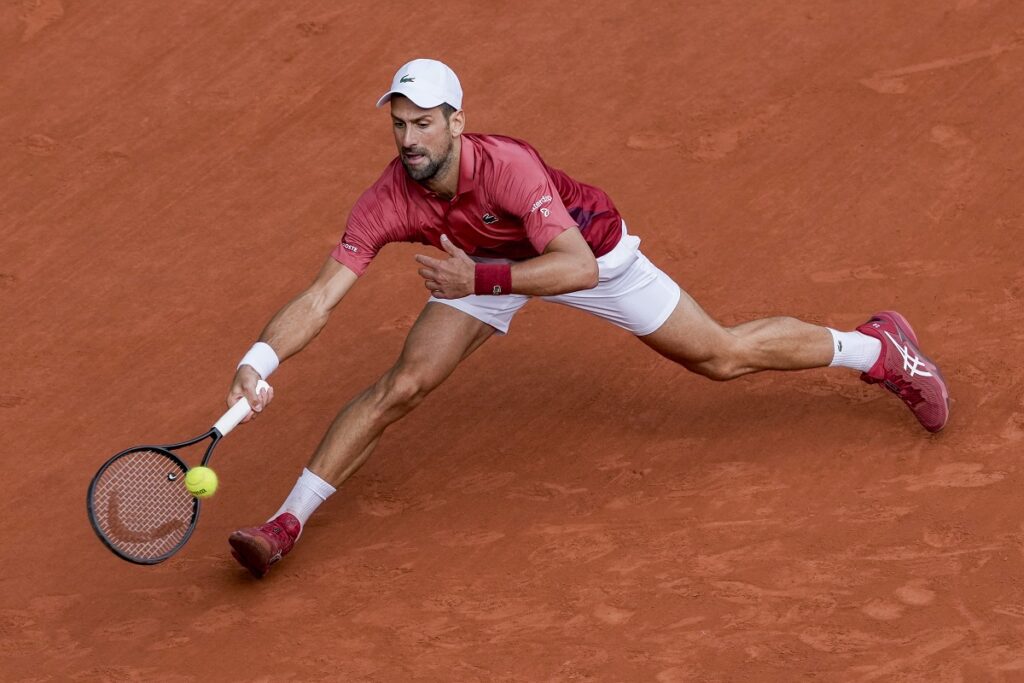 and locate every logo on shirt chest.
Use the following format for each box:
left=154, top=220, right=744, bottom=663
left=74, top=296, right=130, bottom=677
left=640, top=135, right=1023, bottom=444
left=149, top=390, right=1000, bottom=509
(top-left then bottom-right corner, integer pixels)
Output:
left=481, top=212, right=499, bottom=225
